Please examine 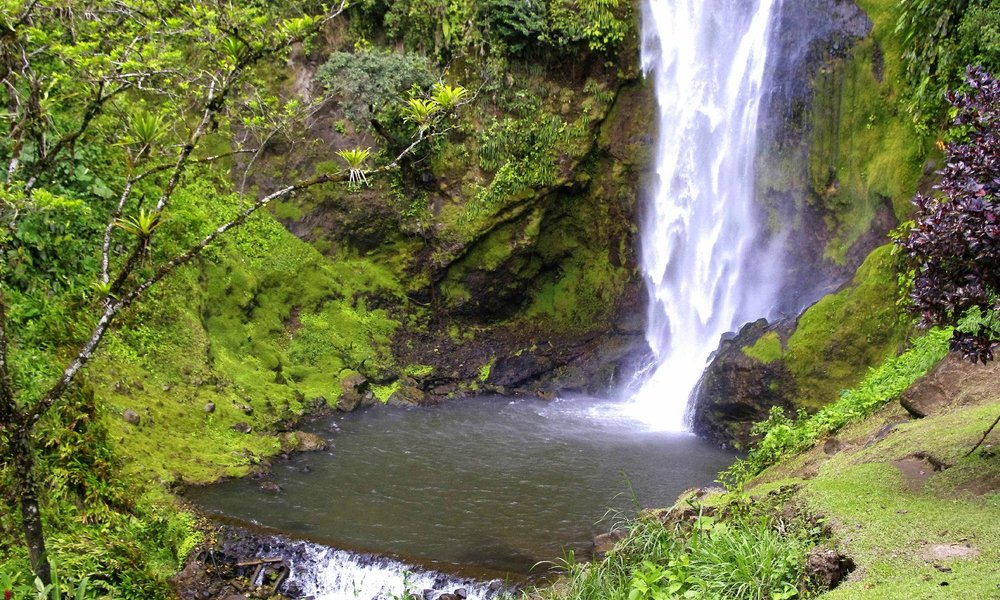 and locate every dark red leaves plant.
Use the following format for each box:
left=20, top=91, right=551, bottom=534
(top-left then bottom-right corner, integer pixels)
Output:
left=899, top=66, right=1000, bottom=363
